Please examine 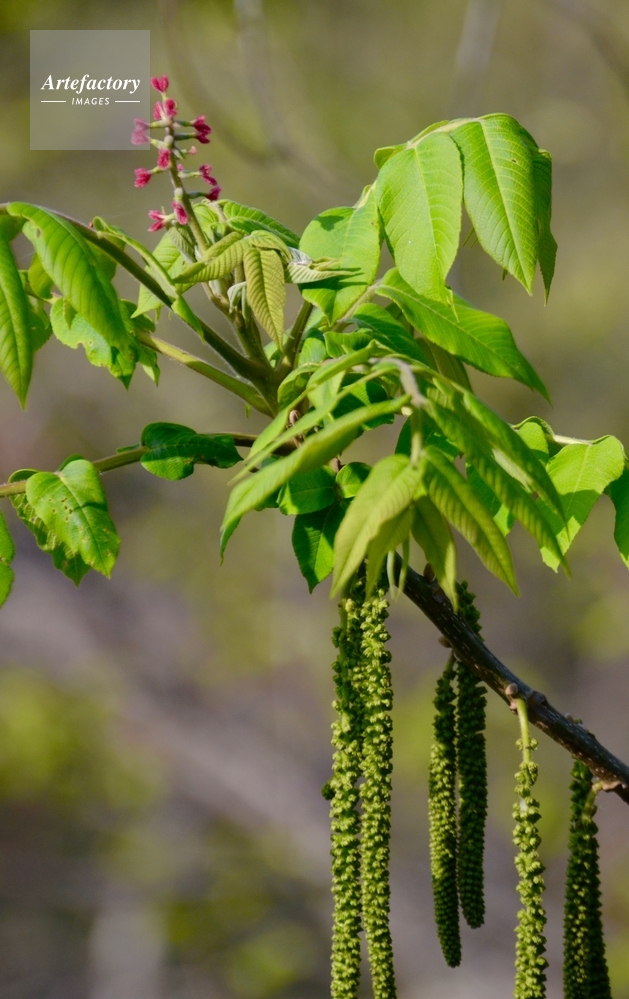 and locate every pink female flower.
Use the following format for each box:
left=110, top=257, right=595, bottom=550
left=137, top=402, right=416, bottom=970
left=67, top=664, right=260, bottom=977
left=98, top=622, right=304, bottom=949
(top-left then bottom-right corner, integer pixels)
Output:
left=148, top=210, right=170, bottom=231
left=172, top=201, right=189, bottom=225
left=192, top=115, right=212, bottom=143
left=157, top=147, right=171, bottom=169
left=199, top=164, right=218, bottom=185
left=150, top=75, right=169, bottom=93
left=207, top=184, right=222, bottom=202
left=153, top=98, right=177, bottom=121
left=131, top=118, right=149, bottom=145
left=134, top=168, right=153, bottom=188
